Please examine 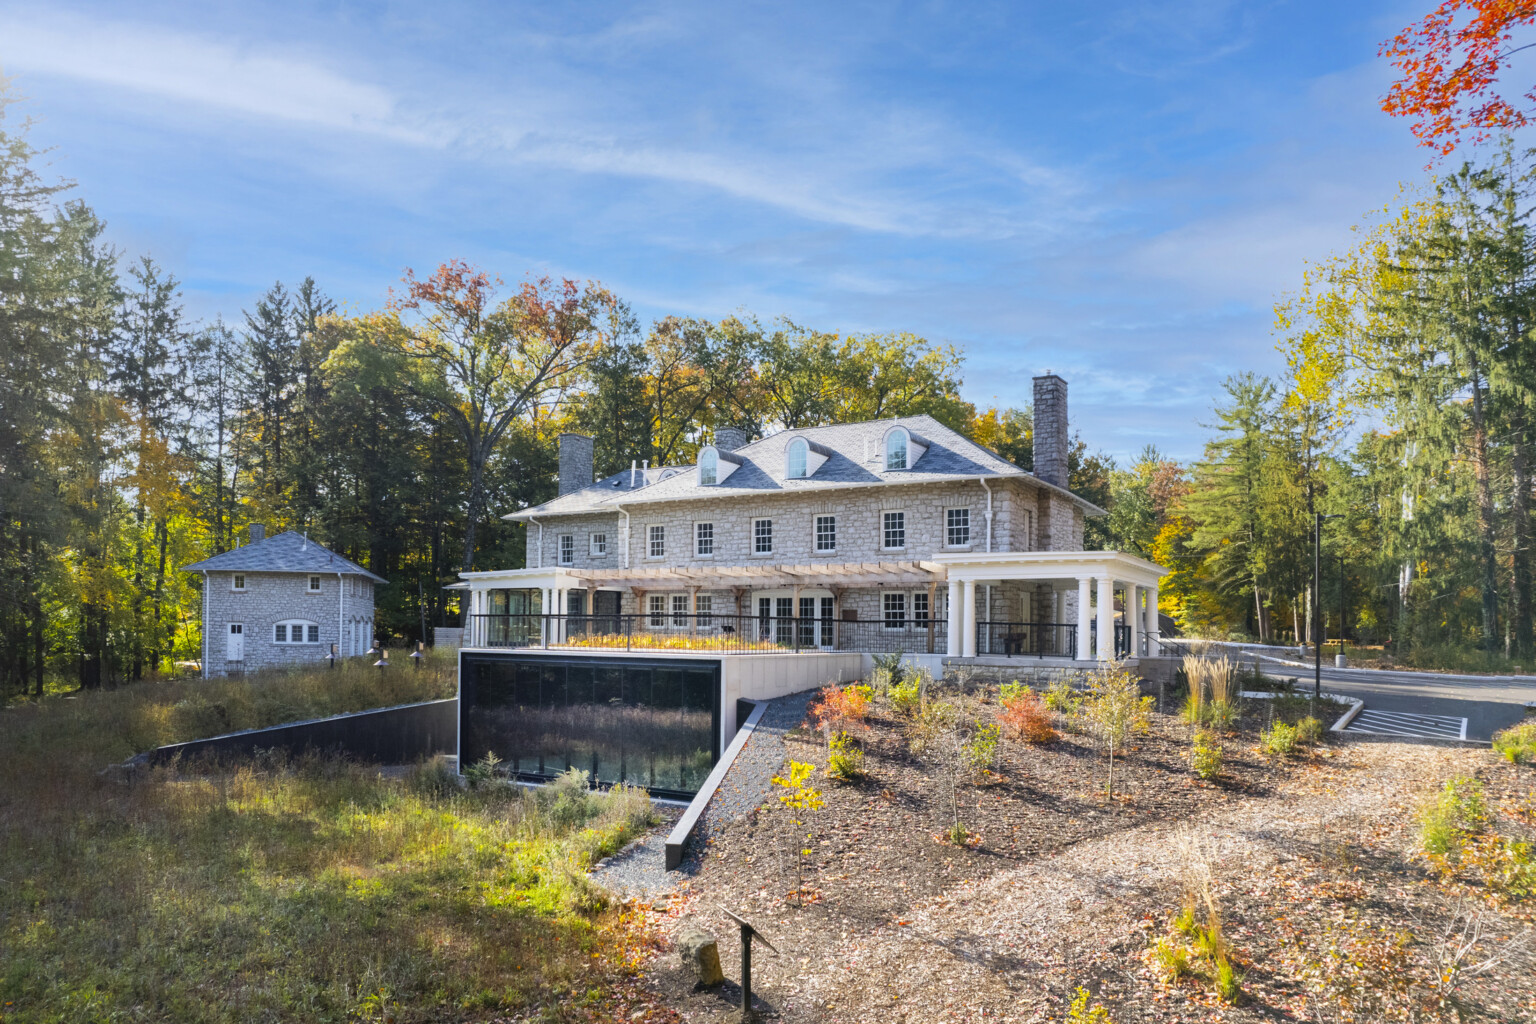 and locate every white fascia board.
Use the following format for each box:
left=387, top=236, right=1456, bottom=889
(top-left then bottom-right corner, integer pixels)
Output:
left=929, top=549, right=1169, bottom=586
